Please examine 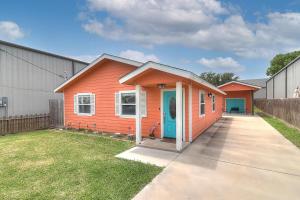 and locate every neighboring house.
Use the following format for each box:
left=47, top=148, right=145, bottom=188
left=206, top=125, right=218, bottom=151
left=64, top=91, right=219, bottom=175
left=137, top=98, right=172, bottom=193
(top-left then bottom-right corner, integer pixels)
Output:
left=0, top=40, right=88, bottom=117
left=266, top=55, right=300, bottom=99
left=239, top=78, right=267, bottom=99
left=218, top=81, right=260, bottom=115
left=55, top=54, right=227, bottom=151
